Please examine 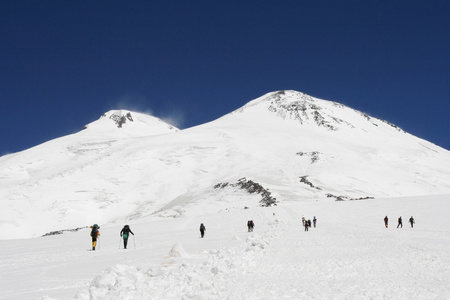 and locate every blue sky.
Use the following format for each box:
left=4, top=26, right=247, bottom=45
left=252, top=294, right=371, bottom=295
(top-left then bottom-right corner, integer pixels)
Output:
left=1, top=1, right=449, bottom=156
